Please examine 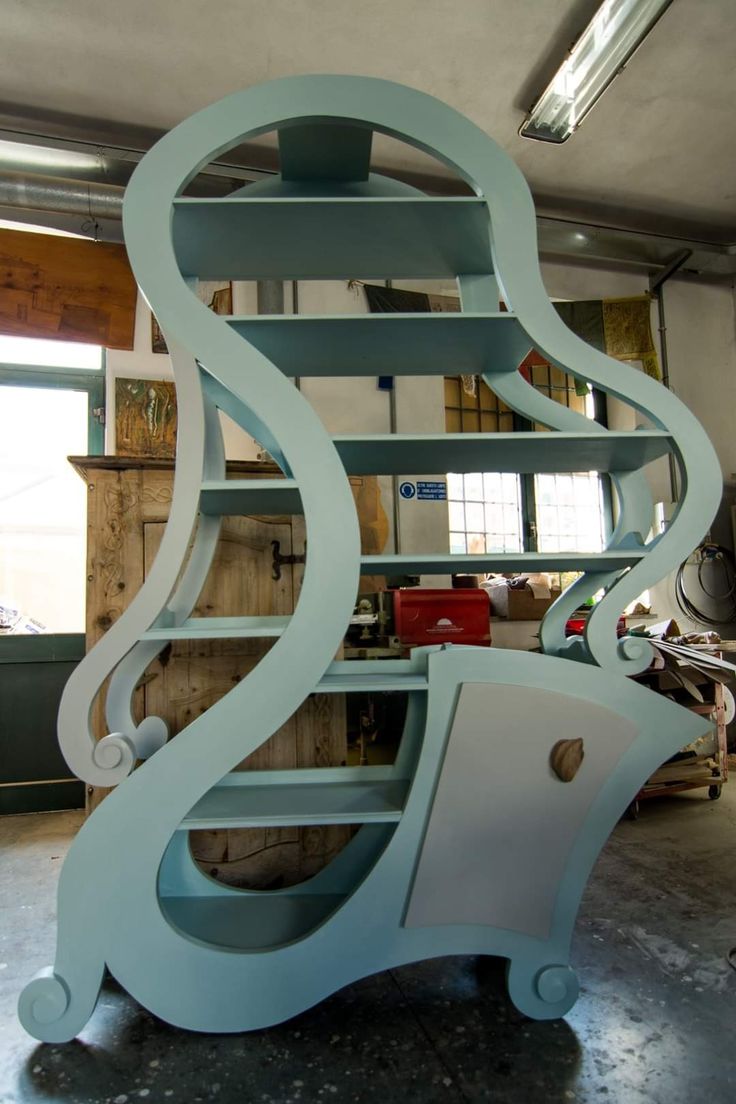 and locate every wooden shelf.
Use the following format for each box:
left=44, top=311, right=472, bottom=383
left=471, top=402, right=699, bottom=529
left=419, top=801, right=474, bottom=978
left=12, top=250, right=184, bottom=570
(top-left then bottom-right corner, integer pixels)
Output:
left=69, top=456, right=279, bottom=478
left=317, top=673, right=429, bottom=692
left=225, top=313, right=532, bottom=376
left=142, top=616, right=290, bottom=641
left=361, top=550, right=647, bottom=574
left=200, top=479, right=302, bottom=515
left=172, top=197, right=492, bottom=280
left=161, top=893, right=346, bottom=951
left=179, top=778, right=409, bottom=829
left=333, top=431, right=672, bottom=475
left=317, top=660, right=429, bottom=692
